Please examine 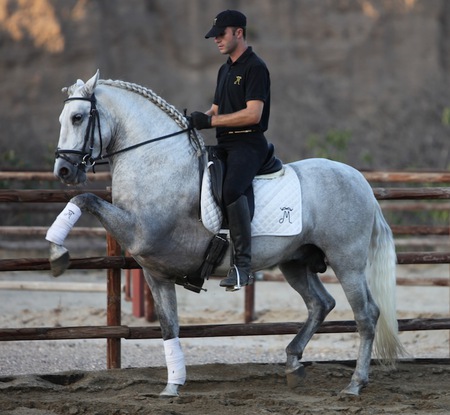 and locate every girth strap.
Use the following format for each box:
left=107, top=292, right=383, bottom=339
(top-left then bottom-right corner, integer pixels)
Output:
left=175, top=233, right=229, bottom=293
